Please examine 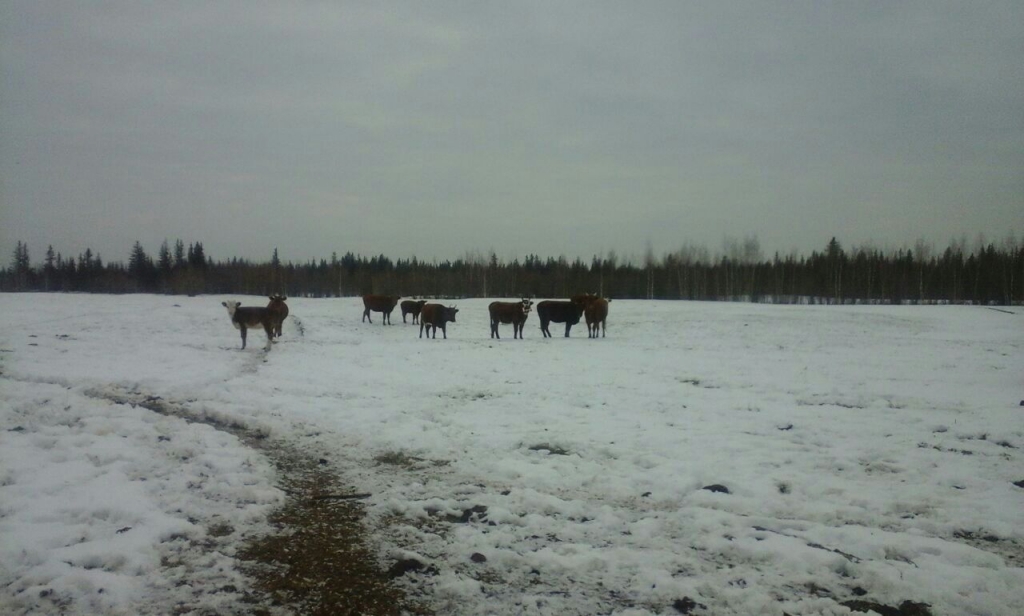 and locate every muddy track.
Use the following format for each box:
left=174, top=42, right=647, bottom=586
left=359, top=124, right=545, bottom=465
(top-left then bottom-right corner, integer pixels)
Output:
left=88, top=388, right=429, bottom=616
